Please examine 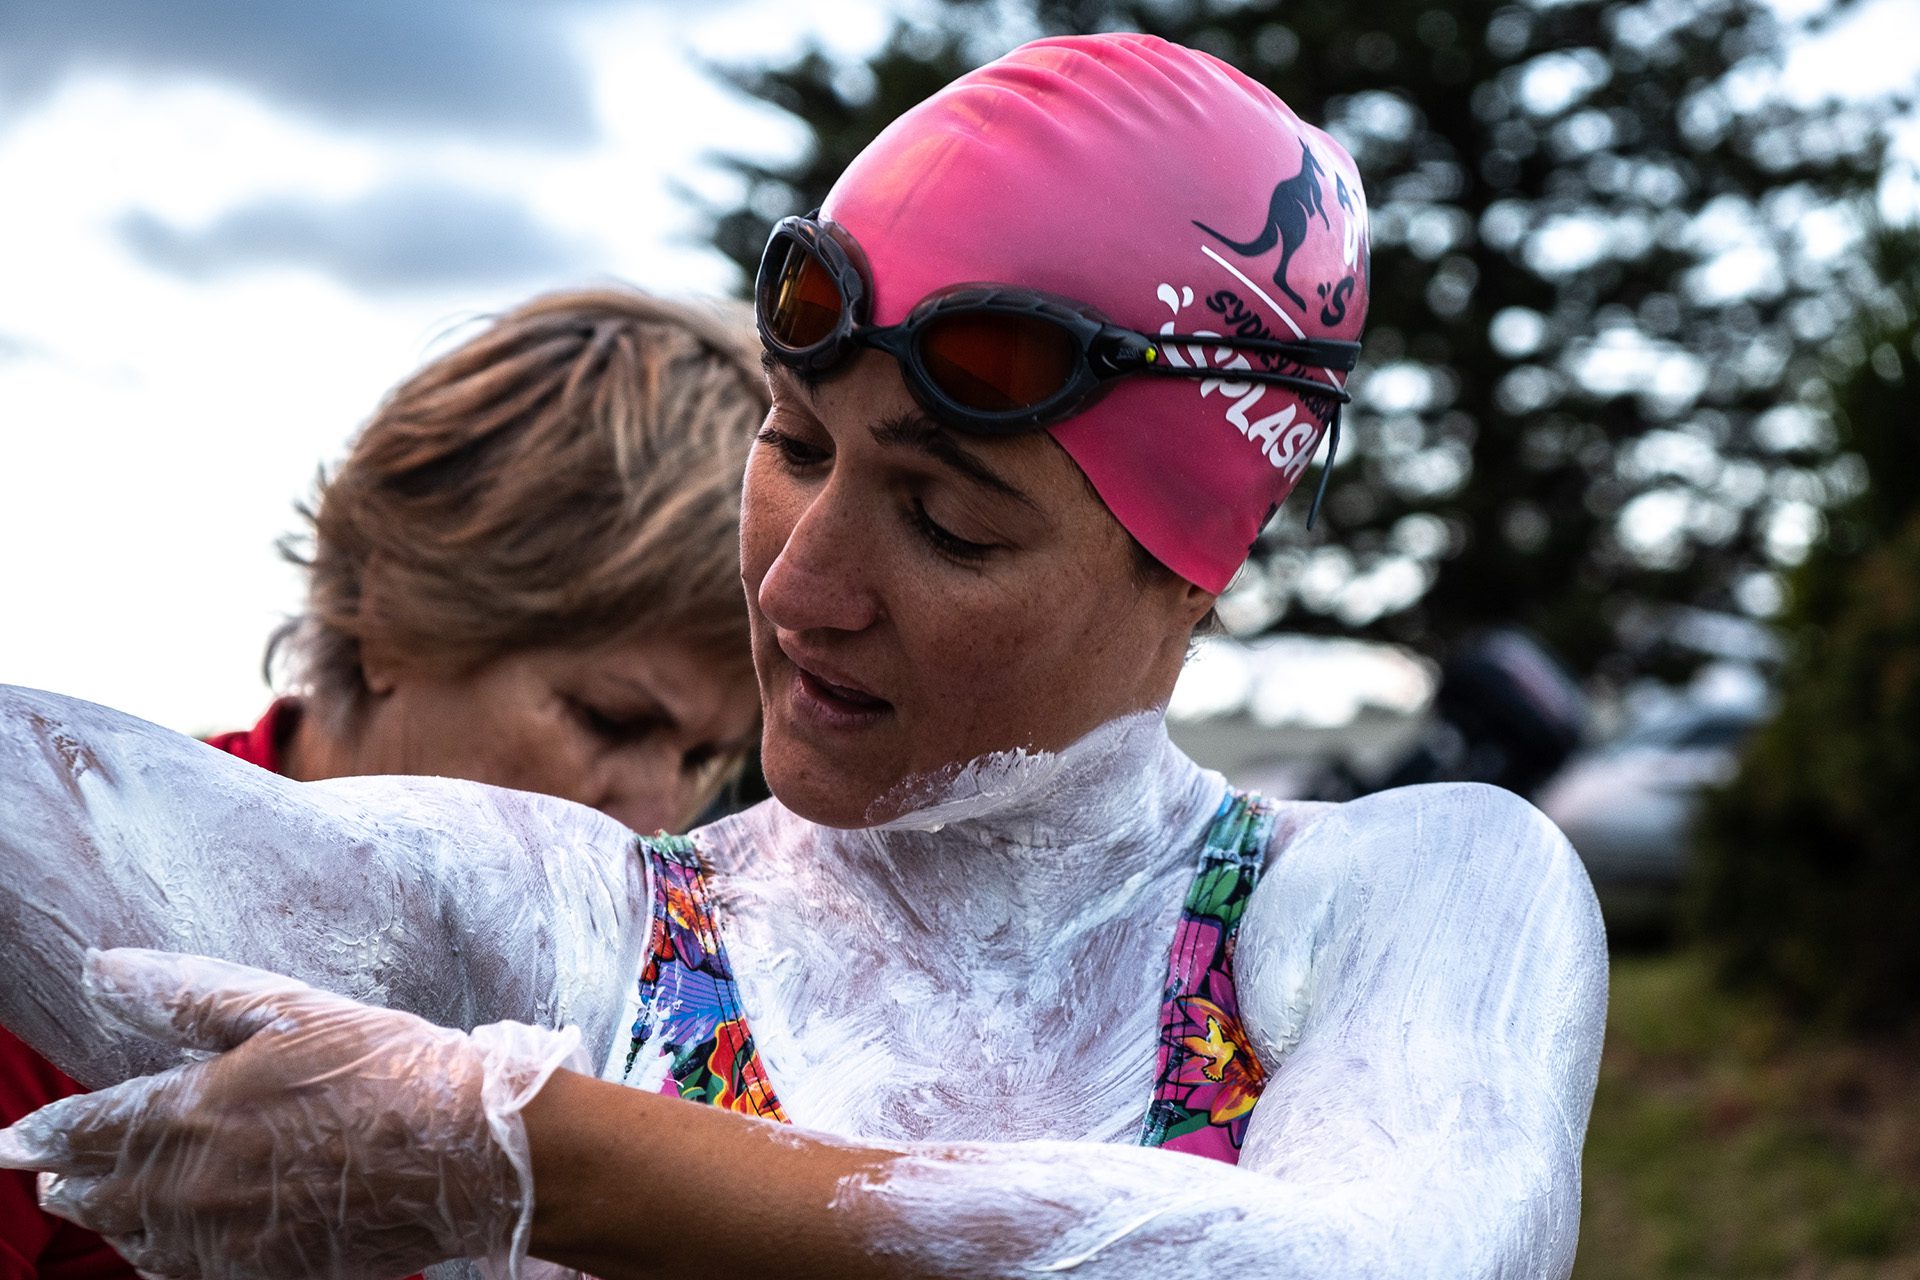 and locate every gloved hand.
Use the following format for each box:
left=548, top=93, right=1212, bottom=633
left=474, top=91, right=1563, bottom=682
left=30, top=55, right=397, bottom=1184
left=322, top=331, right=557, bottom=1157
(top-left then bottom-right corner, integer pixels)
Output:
left=0, top=949, right=586, bottom=1280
